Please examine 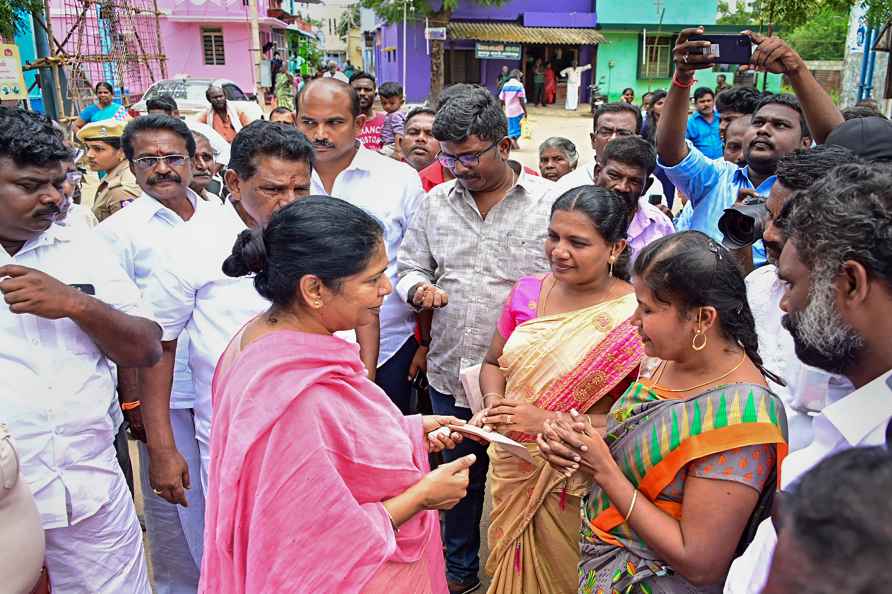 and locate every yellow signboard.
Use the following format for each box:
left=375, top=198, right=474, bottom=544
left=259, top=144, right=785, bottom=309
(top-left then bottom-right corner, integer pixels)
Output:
left=0, top=44, right=28, bottom=101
